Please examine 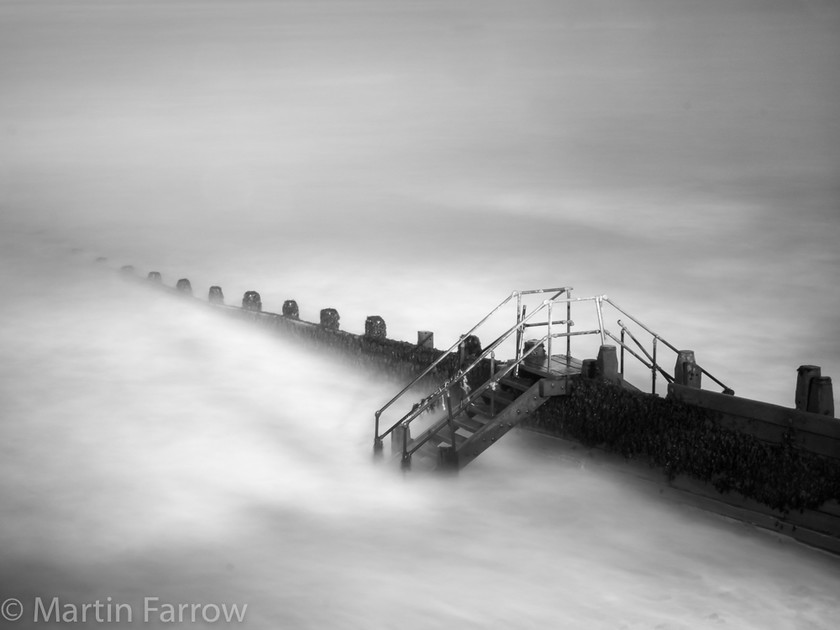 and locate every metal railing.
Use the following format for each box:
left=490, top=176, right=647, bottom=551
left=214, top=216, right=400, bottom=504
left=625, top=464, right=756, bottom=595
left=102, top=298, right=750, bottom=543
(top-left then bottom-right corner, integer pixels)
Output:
left=373, top=288, right=571, bottom=458
left=373, top=288, right=733, bottom=463
left=600, top=297, right=733, bottom=396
